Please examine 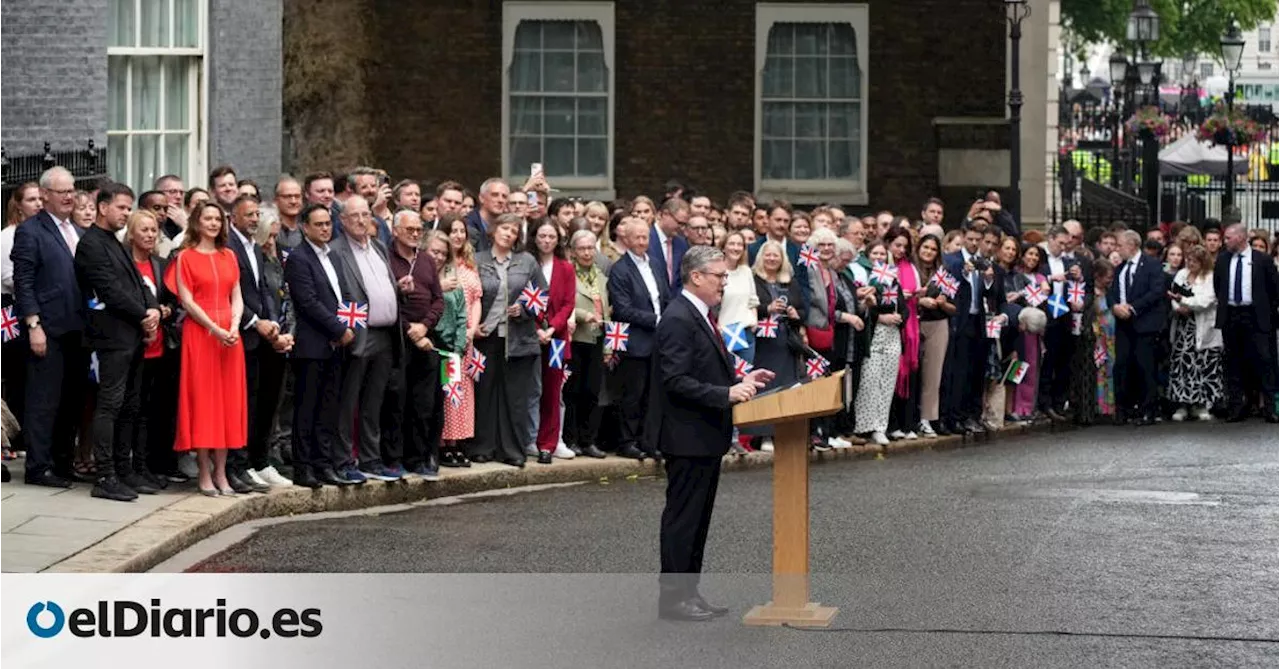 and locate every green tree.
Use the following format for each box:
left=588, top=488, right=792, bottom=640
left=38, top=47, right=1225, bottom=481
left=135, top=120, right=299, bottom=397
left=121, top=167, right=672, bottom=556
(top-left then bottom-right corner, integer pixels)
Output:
left=1062, top=0, right=1277, bottom=58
